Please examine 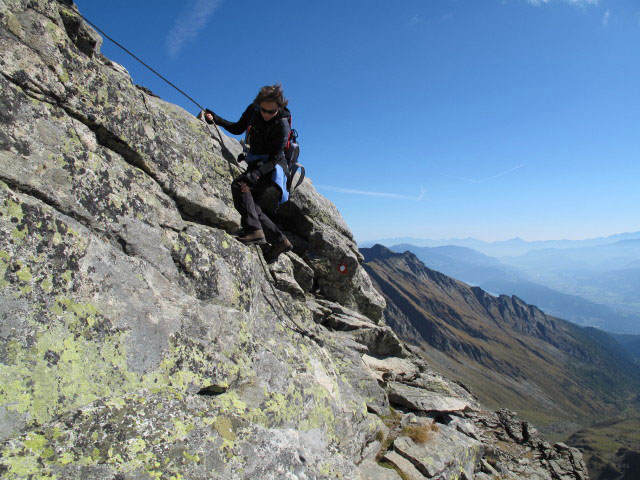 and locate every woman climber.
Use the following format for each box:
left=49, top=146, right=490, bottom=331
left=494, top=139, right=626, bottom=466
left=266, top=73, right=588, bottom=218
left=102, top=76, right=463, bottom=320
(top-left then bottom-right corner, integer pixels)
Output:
left=204, top=84, right=293, bottom=264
